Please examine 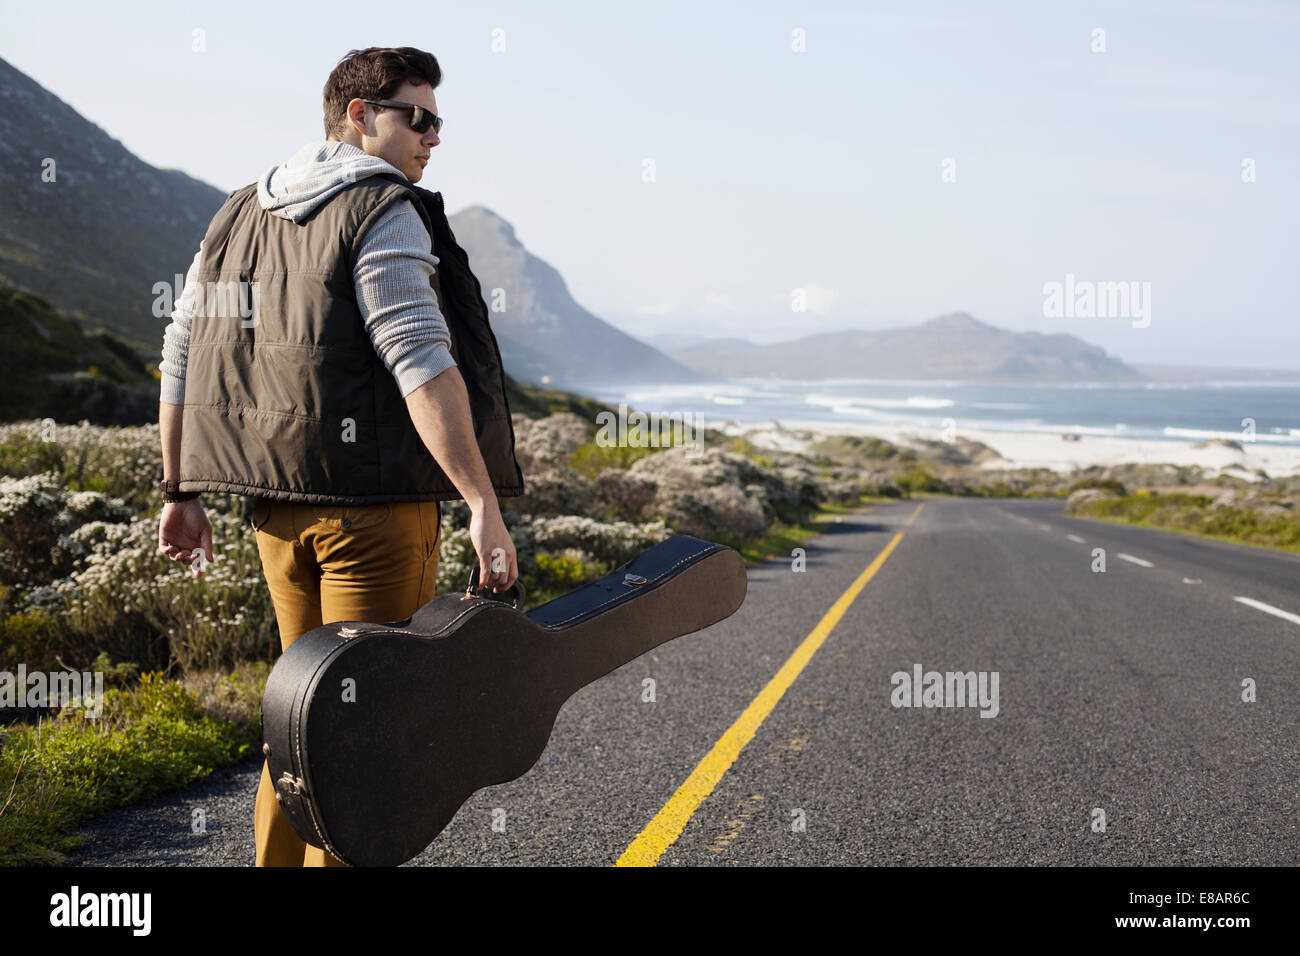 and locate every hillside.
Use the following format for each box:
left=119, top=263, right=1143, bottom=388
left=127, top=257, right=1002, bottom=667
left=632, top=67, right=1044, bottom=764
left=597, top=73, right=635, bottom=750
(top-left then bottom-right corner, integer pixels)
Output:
left=0, top=283, right=158, bottom=424
left=0, top=56, right=227, bottom=357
